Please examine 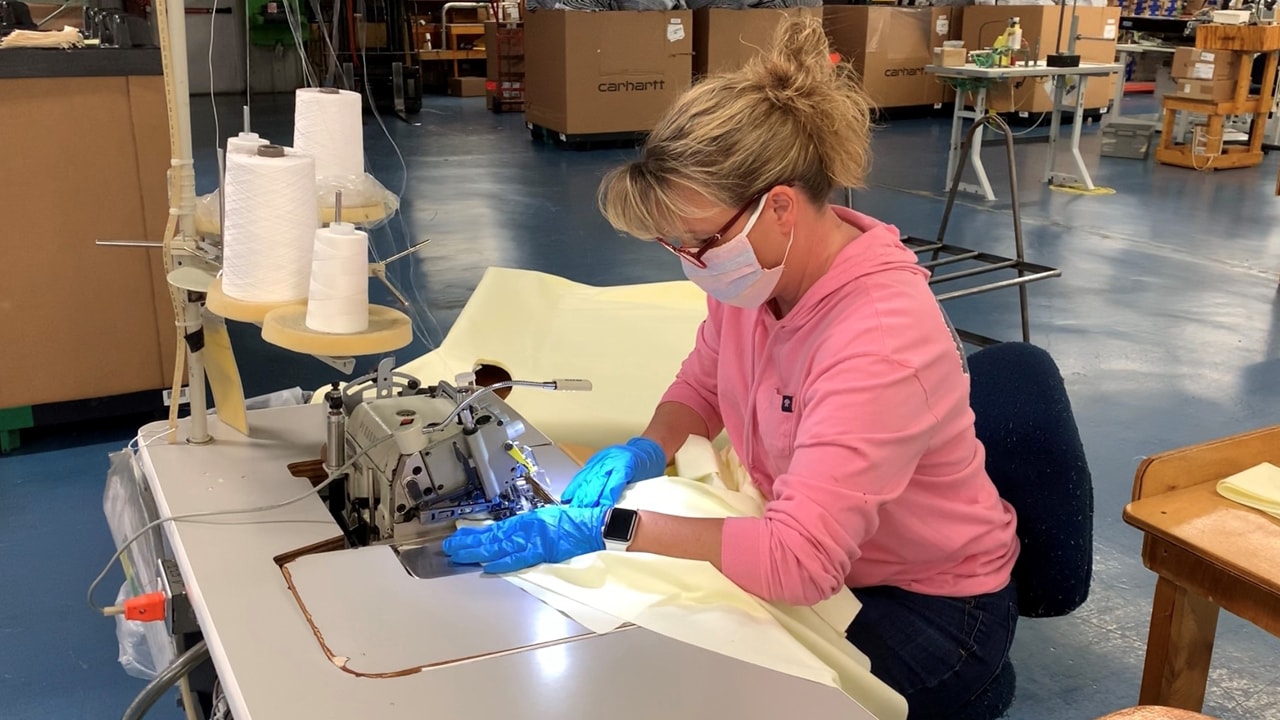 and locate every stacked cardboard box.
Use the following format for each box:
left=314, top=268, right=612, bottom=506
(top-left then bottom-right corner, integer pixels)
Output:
left=693, top=7, right=820, bottom=77
left=524, top=10, right=692, bottom=136
left=824, top=6, right=959, bottom=108
left=960, top=6, right=1120, bottom=113
left=1169, top=46, right=1240, bottom=101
